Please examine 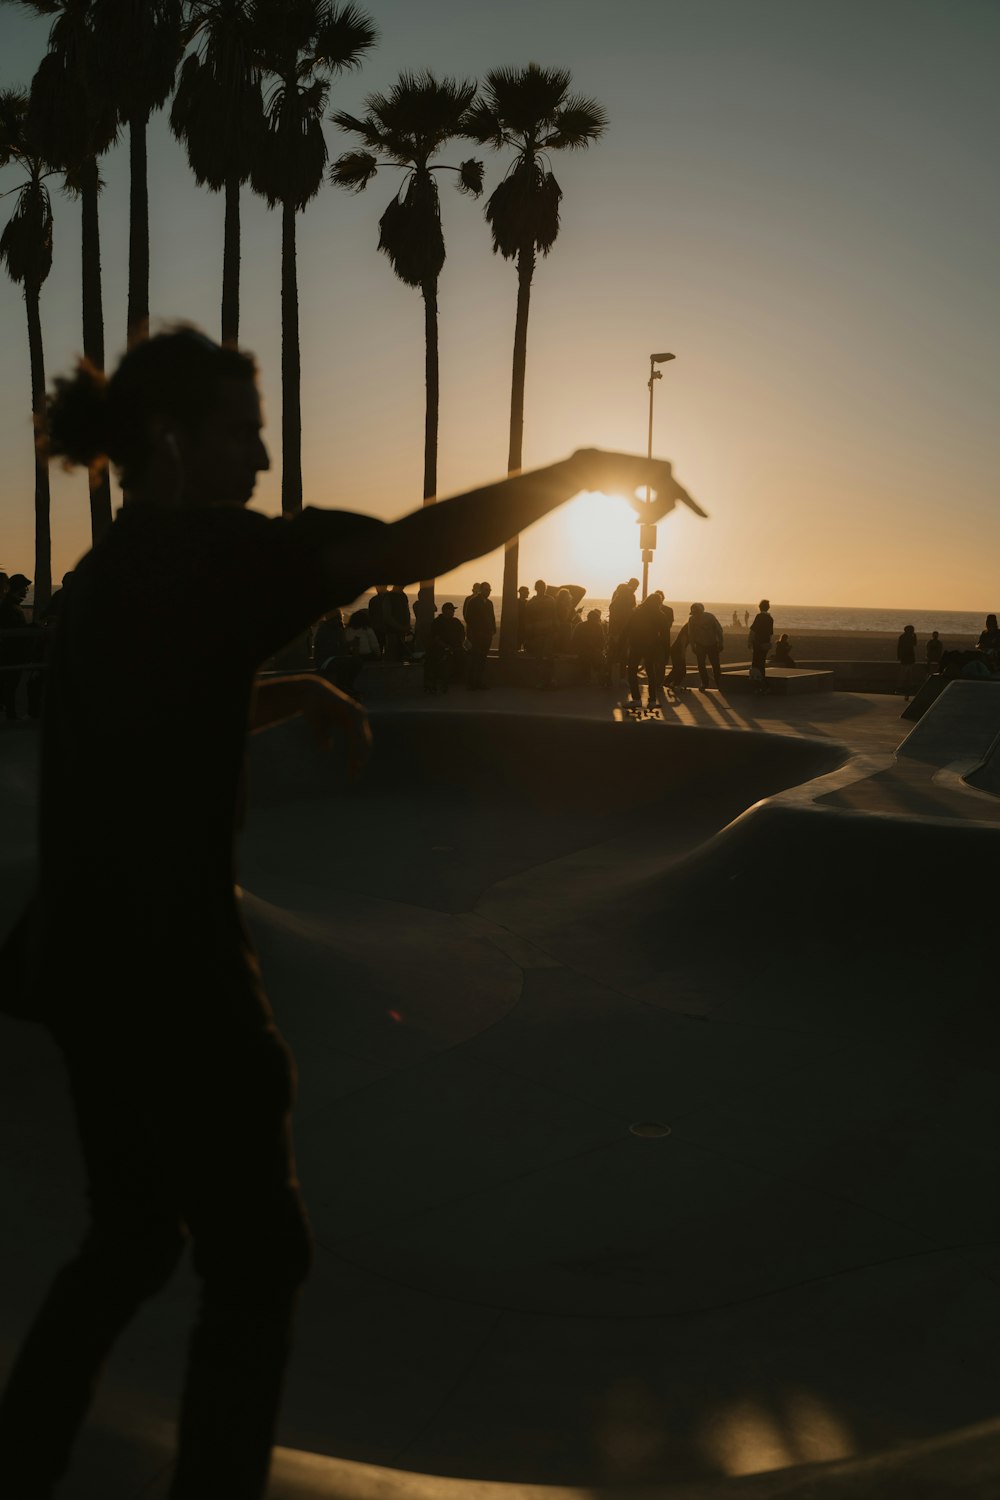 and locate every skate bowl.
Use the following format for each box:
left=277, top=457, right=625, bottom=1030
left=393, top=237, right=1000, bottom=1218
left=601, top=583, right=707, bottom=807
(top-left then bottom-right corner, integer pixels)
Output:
left=2, top=709, right=1000, bottom=1499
